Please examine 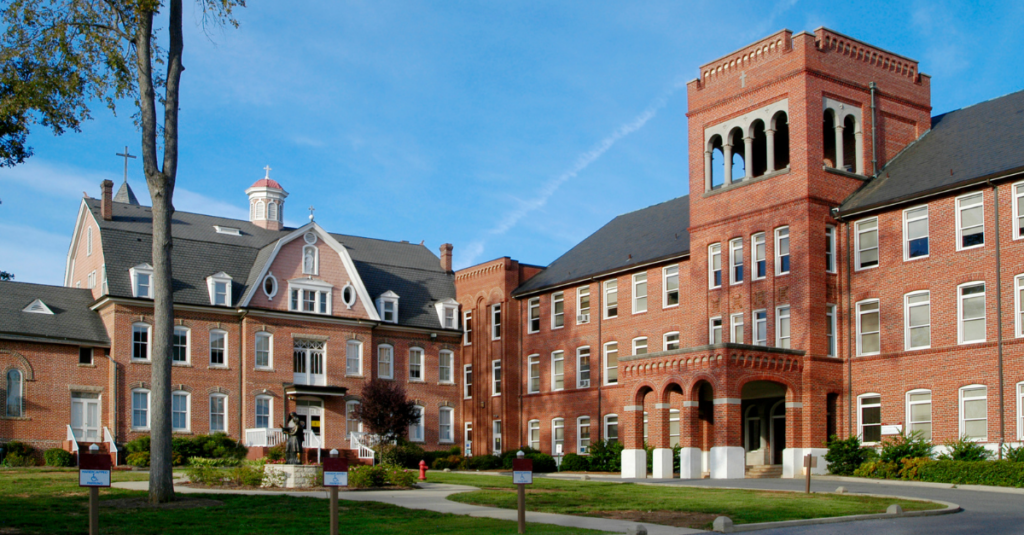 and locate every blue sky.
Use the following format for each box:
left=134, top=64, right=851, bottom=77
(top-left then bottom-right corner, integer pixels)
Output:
left=2, top=0, right=1023, bottom=284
